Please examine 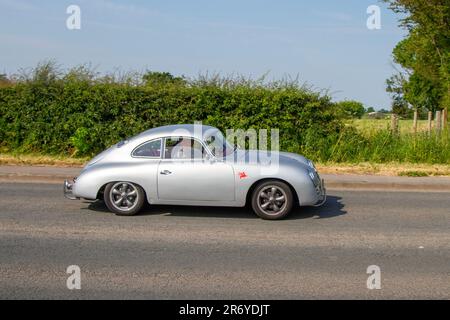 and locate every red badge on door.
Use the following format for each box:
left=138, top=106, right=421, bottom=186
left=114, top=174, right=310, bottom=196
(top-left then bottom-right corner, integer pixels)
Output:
left=238, top=172, right=248, bottom=179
